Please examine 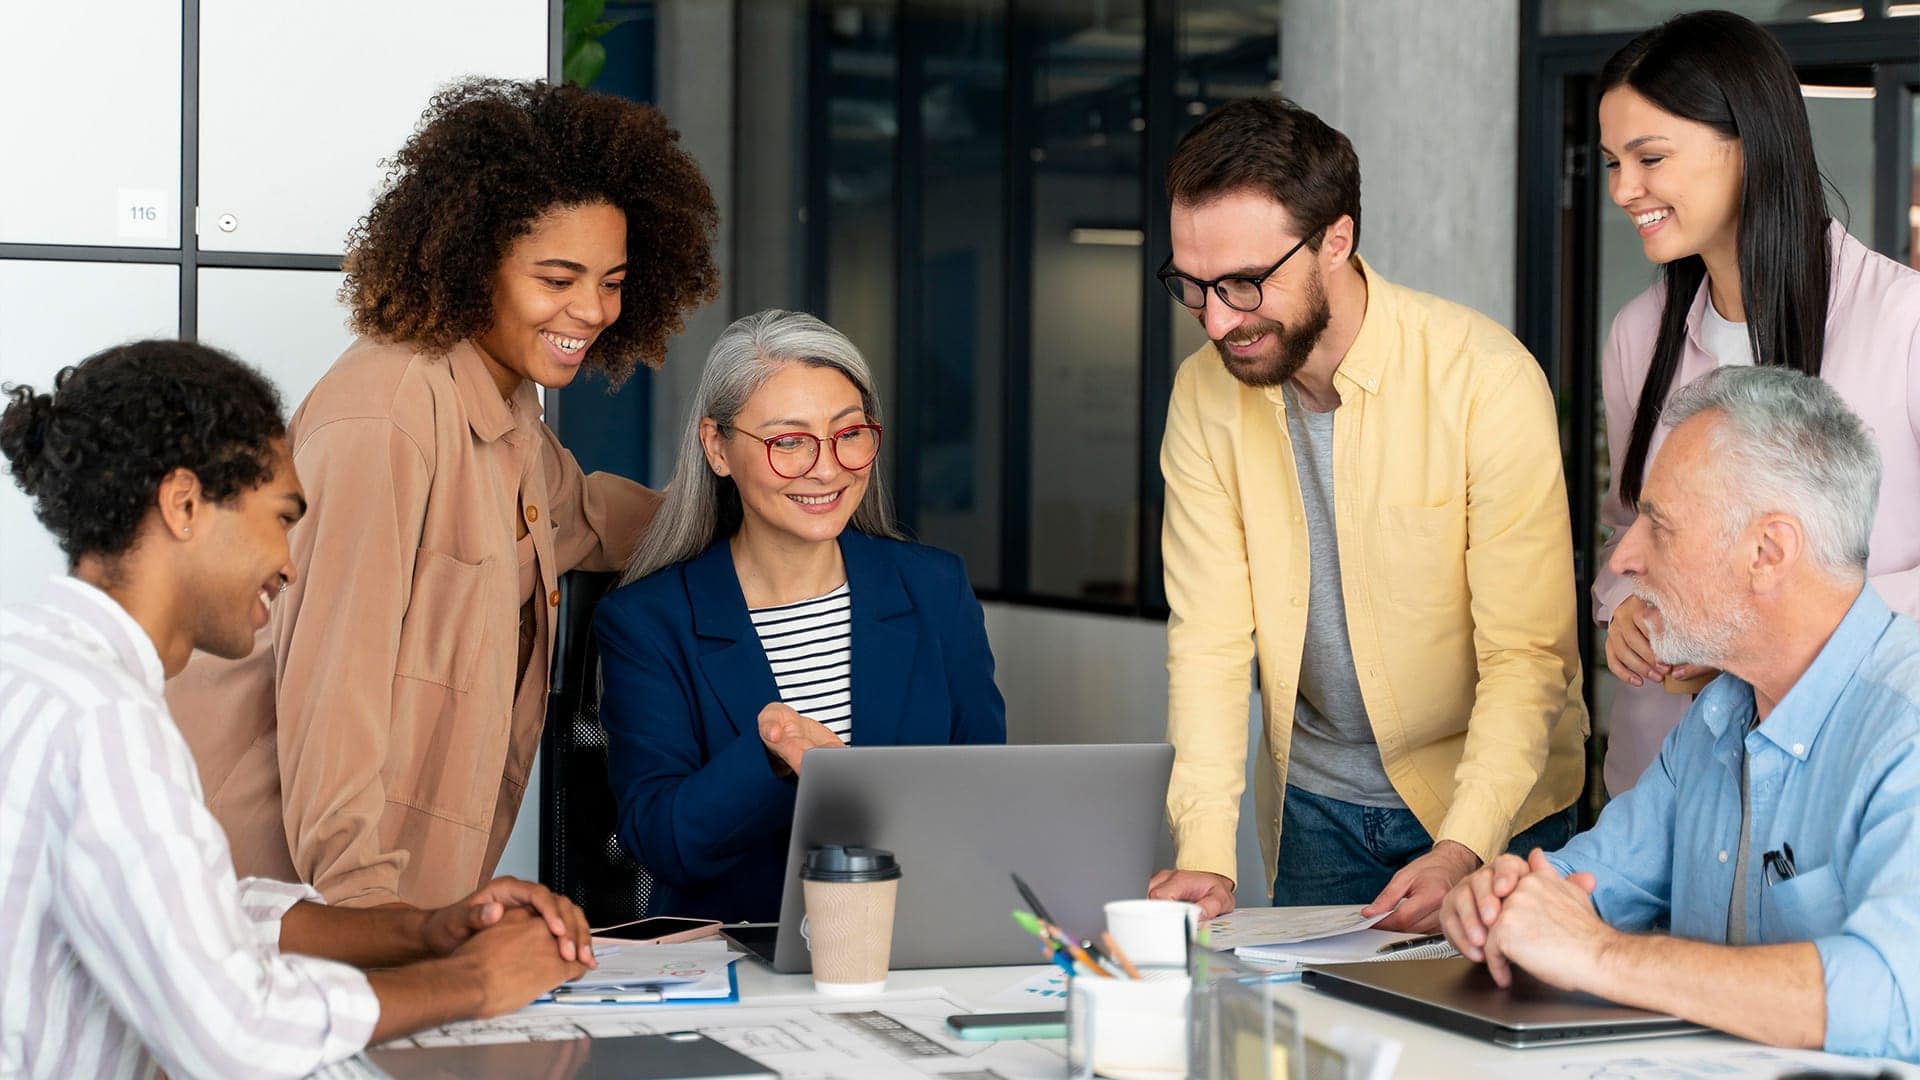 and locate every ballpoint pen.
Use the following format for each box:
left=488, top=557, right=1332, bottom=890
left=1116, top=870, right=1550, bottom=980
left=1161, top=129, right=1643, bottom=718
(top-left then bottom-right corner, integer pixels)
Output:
left=1012, top=873, right=1123, bottom=975
left=1012, top=910, right=1115, bottom=978
left=1374, top=933, right=1449, bottom=956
